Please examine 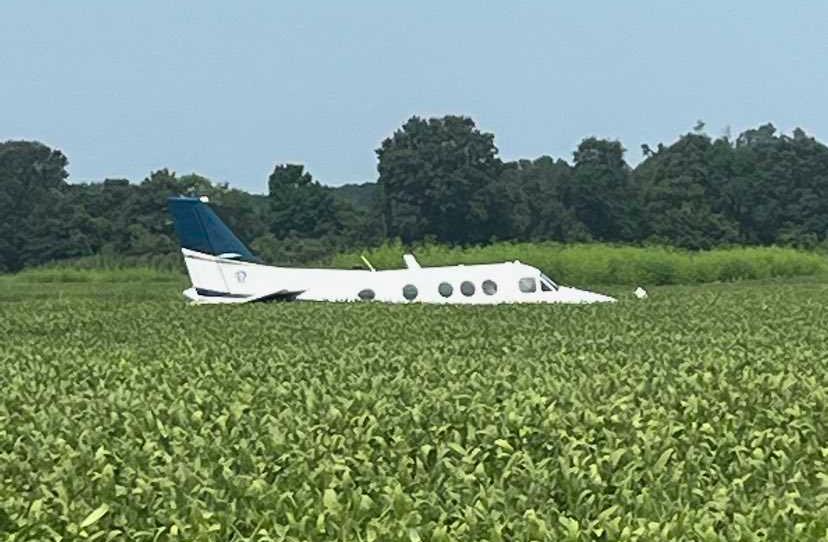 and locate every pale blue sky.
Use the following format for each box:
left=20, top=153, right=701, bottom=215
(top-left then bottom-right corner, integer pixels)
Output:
left=1, top=2, right=826, bottom=192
